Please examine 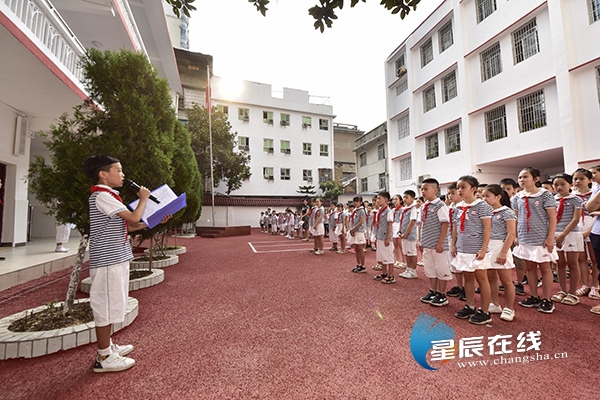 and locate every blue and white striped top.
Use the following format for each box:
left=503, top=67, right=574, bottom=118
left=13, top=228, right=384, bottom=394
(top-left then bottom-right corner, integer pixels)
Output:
left=455, top=199, right=493, bottom=254
left=555, top=194, right=582, bottom=233
left=490, top=206, right=516, bottom=241
left=511, top=188, right=556, bottom=246
left=420, top=198, right=450, bottom=250
left=399, top=205, right=418, bottom=242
